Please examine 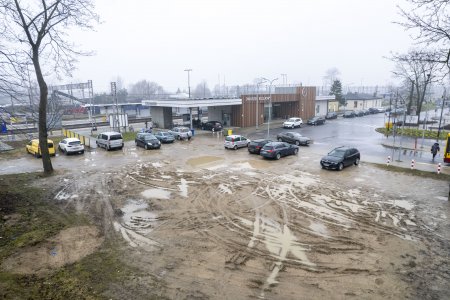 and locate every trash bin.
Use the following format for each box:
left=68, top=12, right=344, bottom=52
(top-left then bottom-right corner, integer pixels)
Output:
left=191, top=129, right=195, bottom=136
left=228, top=129, right=232, bottom=136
